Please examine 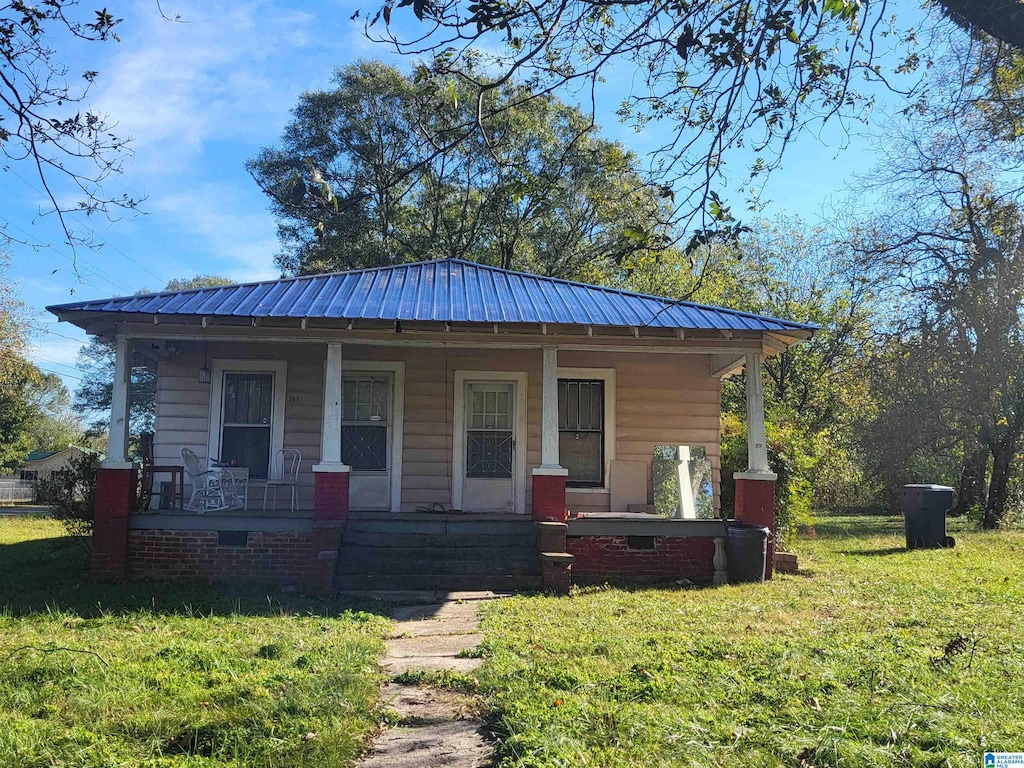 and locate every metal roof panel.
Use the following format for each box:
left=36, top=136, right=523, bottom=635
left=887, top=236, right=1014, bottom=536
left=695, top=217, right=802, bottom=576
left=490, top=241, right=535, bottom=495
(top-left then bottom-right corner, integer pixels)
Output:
left=47, top=258, right=818, bottom=333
